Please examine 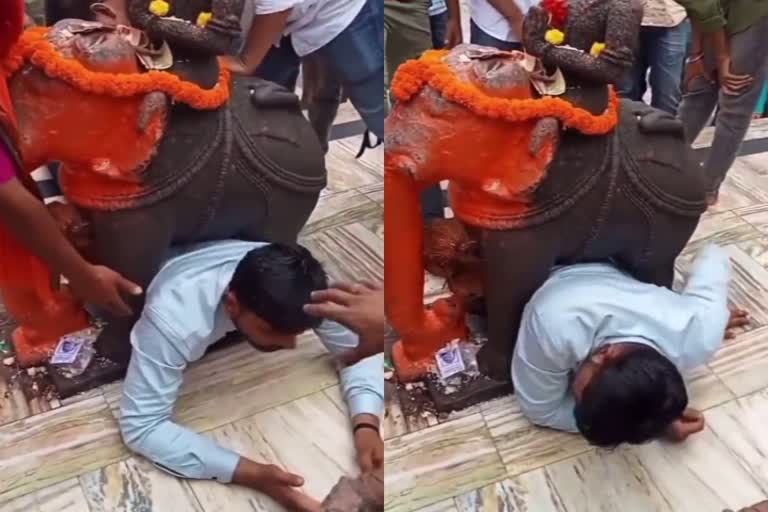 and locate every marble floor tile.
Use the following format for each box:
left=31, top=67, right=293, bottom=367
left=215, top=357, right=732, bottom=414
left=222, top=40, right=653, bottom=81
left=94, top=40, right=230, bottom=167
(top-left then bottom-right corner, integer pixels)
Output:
left=721, top=245, right=768, bottom=327
left=103, top=334, right=339, bottom=435
left=79, top=457, right=204, bottom=512
left=684, top=365, right=735, bottom=411
left=544, top=450, right=672, bottom=512
left=0, top=479, right=90, bottom=512
left=481, top=396, right=591, bottom=477
left=188, top=417, right=292, bottom=512
left=681, top=211, right=762, bottom=257
left=710, top=155, right=768, bottom=213
left=736, top=236, right=768, bottom=269
left=417, top=499, right=460, bottom=512
left=629, top=426, right=765, bottom=511
left=0, top=395, right=127, bottom=502
left=251, top=392, right=358, bottom=500
left=302, top=222, right=383, bottom=283
left=324, top=139, right=383, bottom=194
left=709, top=325, right=768, bottom=398
left=383, top=387, right=409, bottom=441
left=301, top=190, right=381, bottom=237
left=385, top=413, right=506, bottom=512
left=455, top=469, right=566, bottom=512
left=706, top=388, right=768, bottom=490
left=357, top=182, right=384, bottom=206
